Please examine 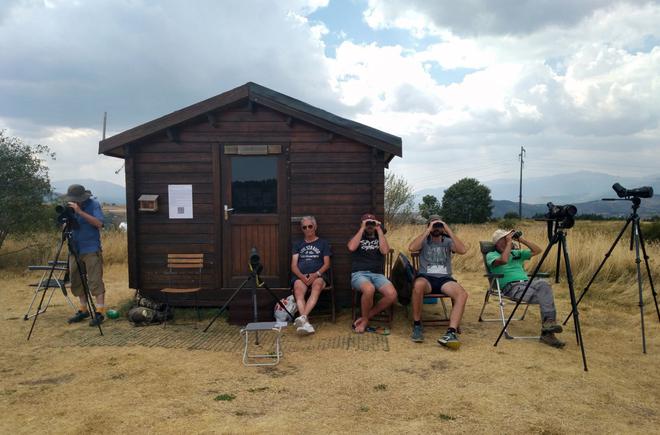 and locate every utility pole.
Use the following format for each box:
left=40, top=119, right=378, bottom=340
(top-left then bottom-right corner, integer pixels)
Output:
left=102, top=111, right=107, bottom=140
left=518, top=146, right=526, bottom=219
